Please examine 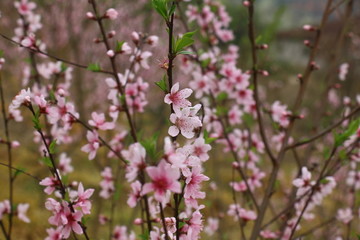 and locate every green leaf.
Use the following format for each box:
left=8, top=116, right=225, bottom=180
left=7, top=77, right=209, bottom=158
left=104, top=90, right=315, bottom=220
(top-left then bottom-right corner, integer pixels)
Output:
left=87, top=63, right=101, bottom=72
left=215, top=106, right=227, bottom=117
left=216, top=92, right=228, bottom=102
left=32, top=109, right=42, bottom=130
left=204, top=129, right=217, bottom=144
left=115, top=41, right=125, bottom=52
left=201, top=58, right=211, bottom=68
left=140, top=132, right=160, bottom=160
left=138, top=233, right=149, bottom=240
left=81, top=216, right=91, bottom=225
left=255, top=35, right=263, bottom=44
left=49, top=139, right=57, bottom=154
left=60, top=62, right=67, bottom=72
left=0, top=50, right=4, bottom=58
left=177, top=51, right=196, bottom=56
left=48, top=90, right=56, bottom=102
left=174, top=31, right=196, bottom=54
left=243, top=113, right=254, bottom=127
left=168, top=2, right=176, bottom=17
left=178, top=221, right=186, bottom=229
left=335, top=119, right=360, bottom=147
left=155, top=75, right=168, bottom=92
left=14, top=166, right=27, bottom=178
left=152, top=0, right=168, bottom=20
left=40, top=156, right=53, bottom=168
